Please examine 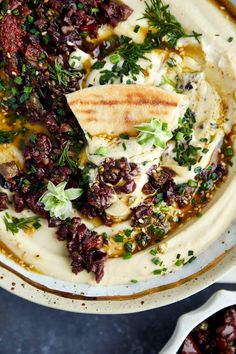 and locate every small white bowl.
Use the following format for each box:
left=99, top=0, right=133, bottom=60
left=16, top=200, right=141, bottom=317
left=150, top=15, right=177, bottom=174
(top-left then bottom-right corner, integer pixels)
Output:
left=159, top=290, right=236, bottom=354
